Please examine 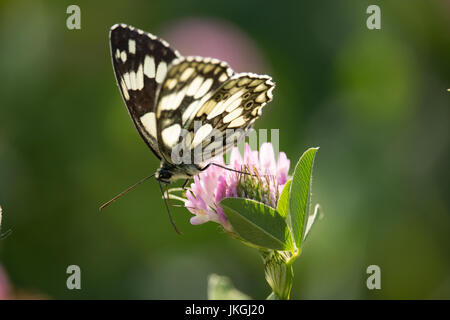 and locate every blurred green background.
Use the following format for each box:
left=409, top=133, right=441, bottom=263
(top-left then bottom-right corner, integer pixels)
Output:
left=0, top=0, right=449, bottom=299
